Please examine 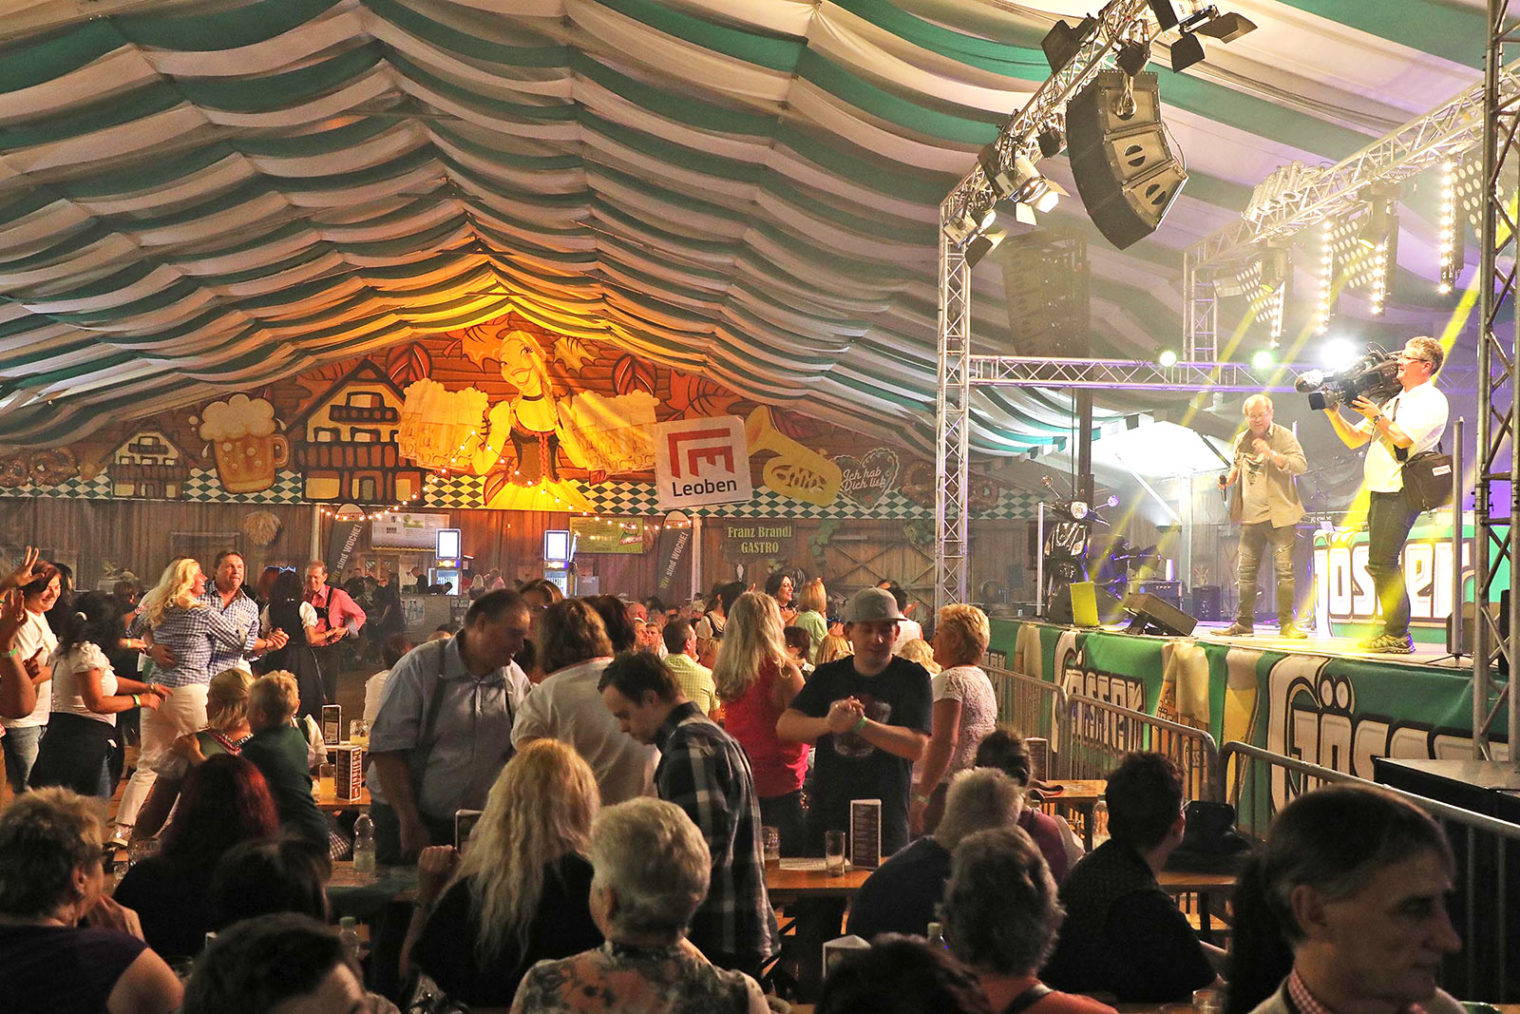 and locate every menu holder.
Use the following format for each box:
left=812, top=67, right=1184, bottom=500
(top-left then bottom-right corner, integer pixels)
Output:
left=849, top=799, right=881, bottom=869
left=333, top=744, right=364, bottom=801
left=322, top=704, right=343, bottom=748
left=1027, top=737, right=1050, bottom=784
